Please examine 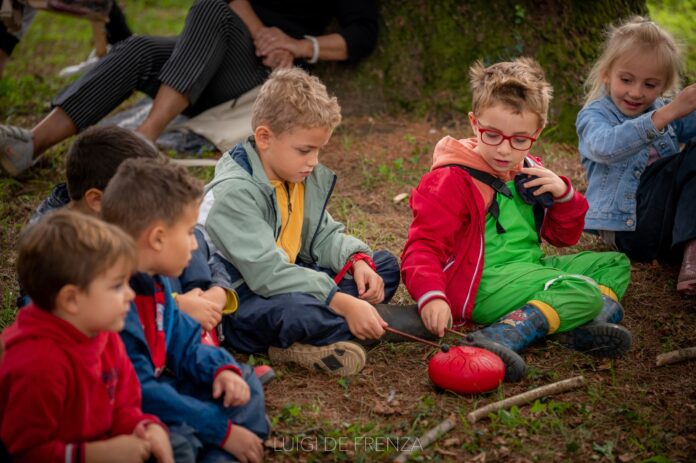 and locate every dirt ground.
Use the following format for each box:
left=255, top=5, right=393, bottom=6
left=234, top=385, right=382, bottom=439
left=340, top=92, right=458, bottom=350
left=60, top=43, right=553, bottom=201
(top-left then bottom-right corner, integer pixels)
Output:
left=1, top=115, right=695, bottom=462
left=258, top=116, right=696, bottom=462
